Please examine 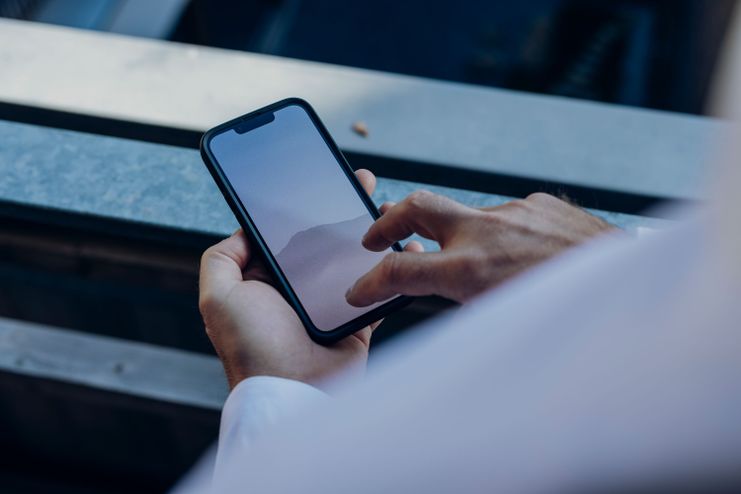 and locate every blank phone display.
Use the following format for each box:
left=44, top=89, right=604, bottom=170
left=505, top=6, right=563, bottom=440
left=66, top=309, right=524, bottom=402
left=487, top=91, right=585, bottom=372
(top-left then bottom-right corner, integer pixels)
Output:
left=208, top=104, right=393, bottom=331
